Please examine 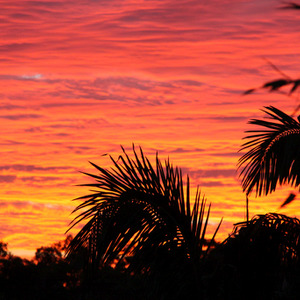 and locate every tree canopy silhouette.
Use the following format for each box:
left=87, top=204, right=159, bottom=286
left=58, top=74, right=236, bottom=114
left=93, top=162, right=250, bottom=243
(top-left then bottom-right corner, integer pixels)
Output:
left=67, top=146, right=222, bottom=276
left=238, top=106, right=300, bottom=197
